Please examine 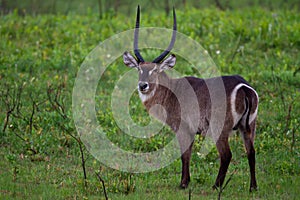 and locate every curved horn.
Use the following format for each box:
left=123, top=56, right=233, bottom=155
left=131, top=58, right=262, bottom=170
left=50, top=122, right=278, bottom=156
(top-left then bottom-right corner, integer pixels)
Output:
left=152, top=7, right=177, bottom=63
left=134, top=5, right=144, bottom=63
